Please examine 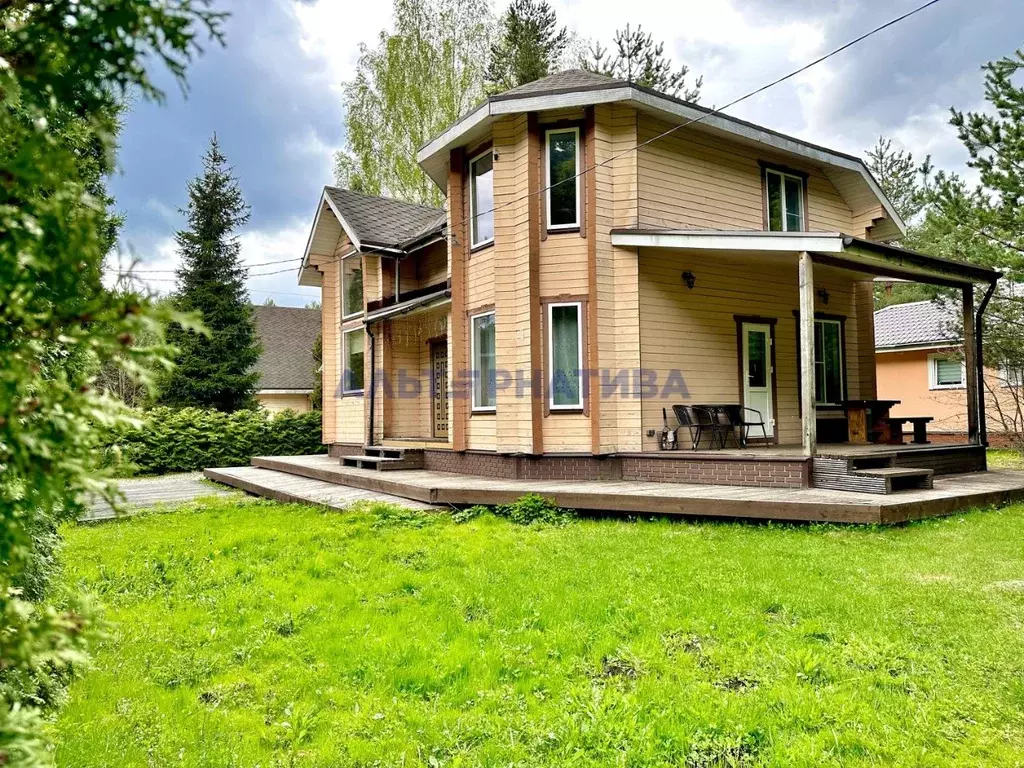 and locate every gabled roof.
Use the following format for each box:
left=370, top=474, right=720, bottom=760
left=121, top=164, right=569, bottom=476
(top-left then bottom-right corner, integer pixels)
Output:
left=252, top=305, right=321, bottom=391
left=323, top=187, right=446, bottom=250
left=874, top=300, right=960, bottom=351
left=416, top=69, right=906, bottom=240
